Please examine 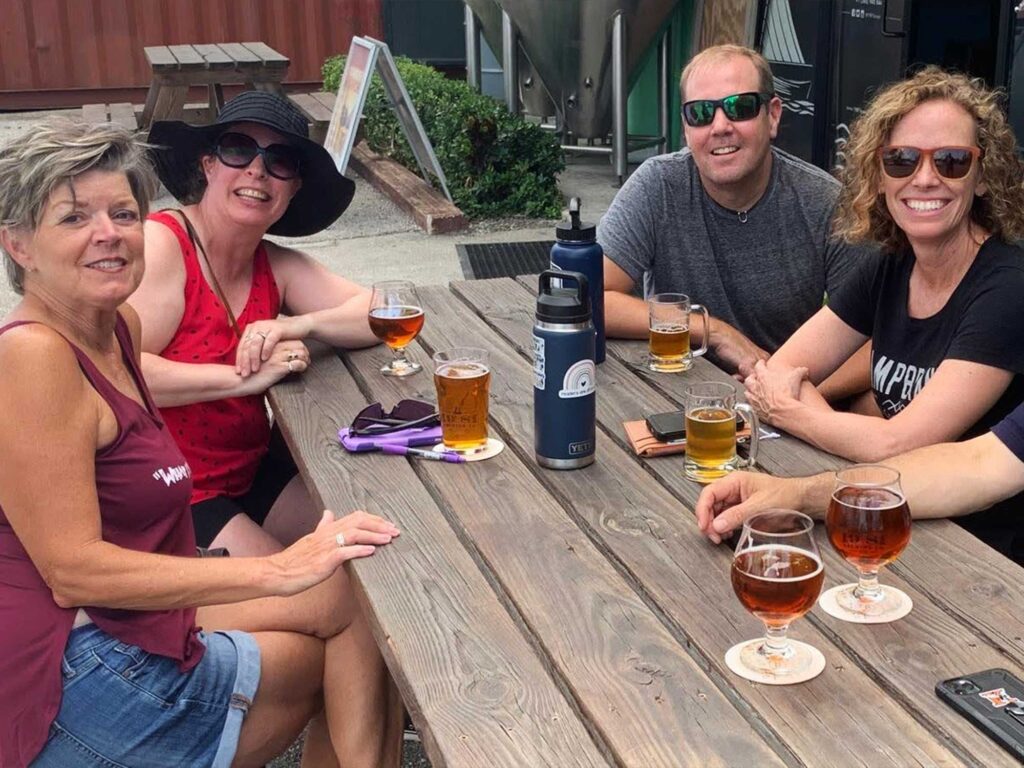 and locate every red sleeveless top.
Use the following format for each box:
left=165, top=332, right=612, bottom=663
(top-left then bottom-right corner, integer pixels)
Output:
left=0, top=315, right=204, bottom=768
left=148, top=212, right=282, bottom=504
